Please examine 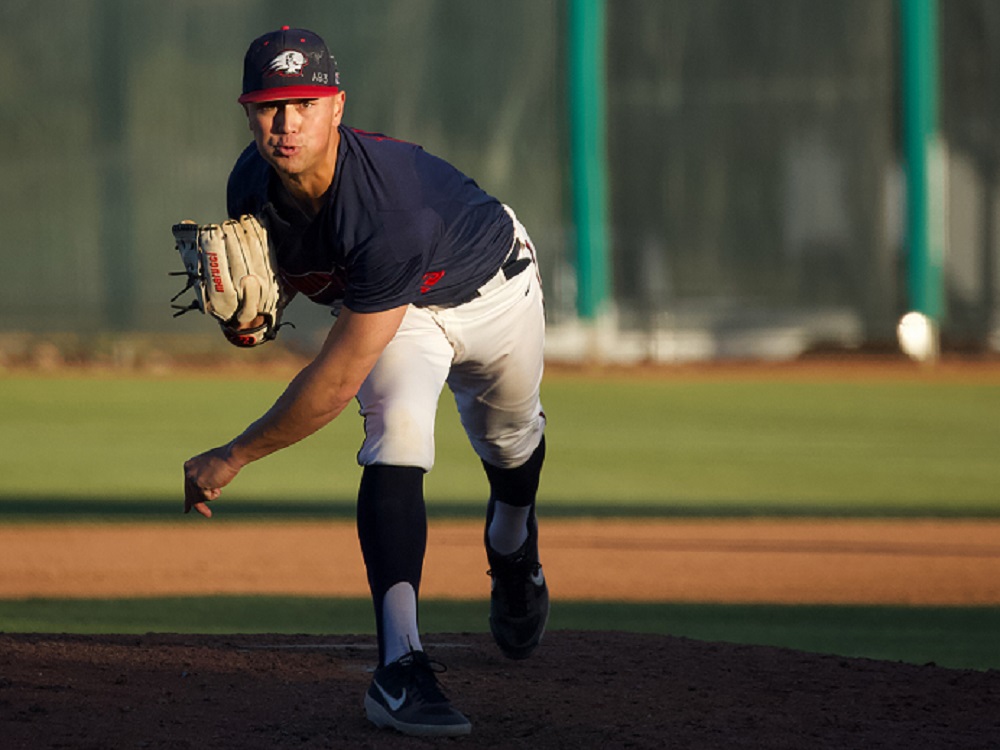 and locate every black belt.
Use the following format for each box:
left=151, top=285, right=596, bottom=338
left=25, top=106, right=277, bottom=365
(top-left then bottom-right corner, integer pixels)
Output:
left=501, top=241, right=532, bottom=281
left=433, top=239, right=531, bottom=308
